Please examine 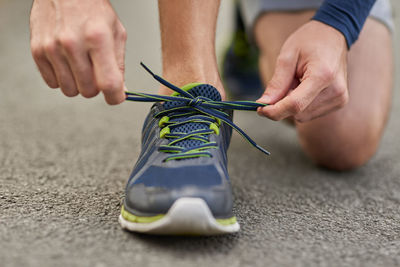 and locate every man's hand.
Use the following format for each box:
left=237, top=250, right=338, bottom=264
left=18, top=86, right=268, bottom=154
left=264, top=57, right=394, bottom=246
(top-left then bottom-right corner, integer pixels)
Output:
left=30, top=0, right=127, bottom=105
left=257, top=20, right=349, bottom=122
